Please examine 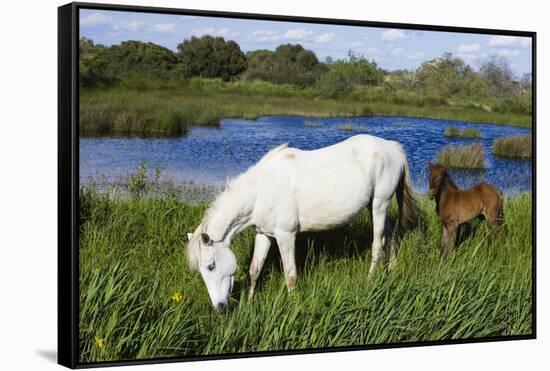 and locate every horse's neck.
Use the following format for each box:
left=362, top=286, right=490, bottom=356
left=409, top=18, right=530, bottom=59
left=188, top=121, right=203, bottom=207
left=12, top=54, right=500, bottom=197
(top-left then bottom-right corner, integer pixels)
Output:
left=204, top=183, right=256, bottom=242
